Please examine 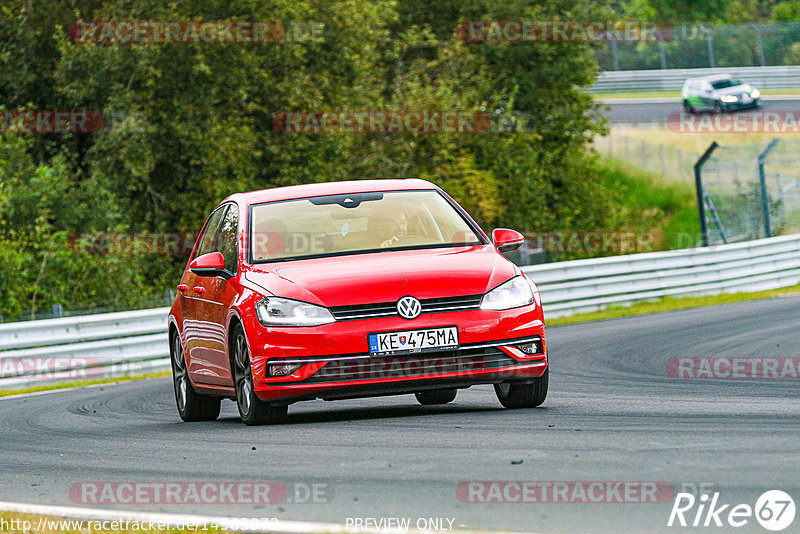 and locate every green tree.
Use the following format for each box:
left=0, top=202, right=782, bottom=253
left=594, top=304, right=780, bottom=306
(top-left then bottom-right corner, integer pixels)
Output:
left=1, top=0, right=625, bottom=318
